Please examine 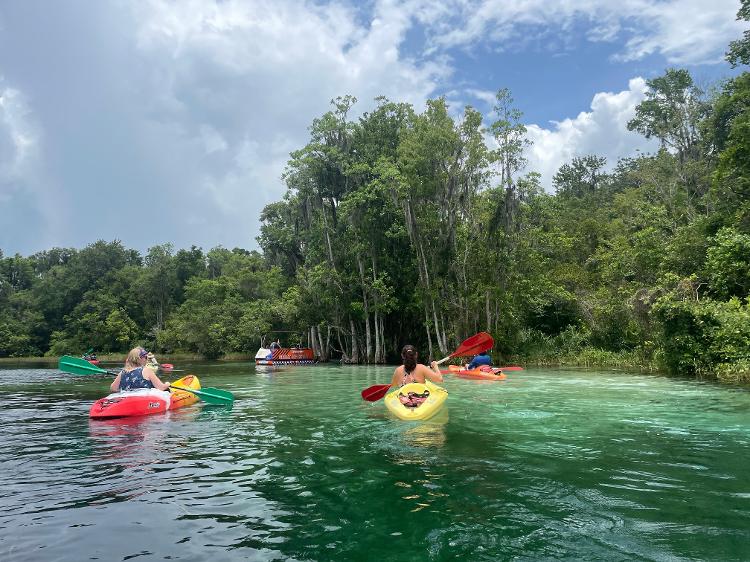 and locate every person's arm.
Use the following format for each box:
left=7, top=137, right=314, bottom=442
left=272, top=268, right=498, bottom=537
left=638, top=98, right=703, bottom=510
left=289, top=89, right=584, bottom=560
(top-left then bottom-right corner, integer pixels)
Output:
left=110, top=372, right=122, bottom=392
left=390, top=367, right=402, bottom=388
left=144, top=367, right=171, bottom=391
left=422, top=362, right=443, bottom=383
